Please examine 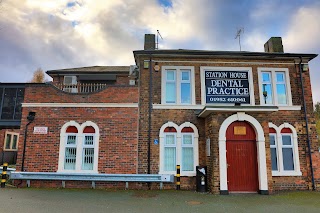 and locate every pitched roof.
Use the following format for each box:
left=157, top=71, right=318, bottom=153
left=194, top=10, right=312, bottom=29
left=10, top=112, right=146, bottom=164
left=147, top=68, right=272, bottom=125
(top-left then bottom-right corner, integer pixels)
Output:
left=47, top=66, right=130, bottom=75
left=133, top=49, right=317, bottom=61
